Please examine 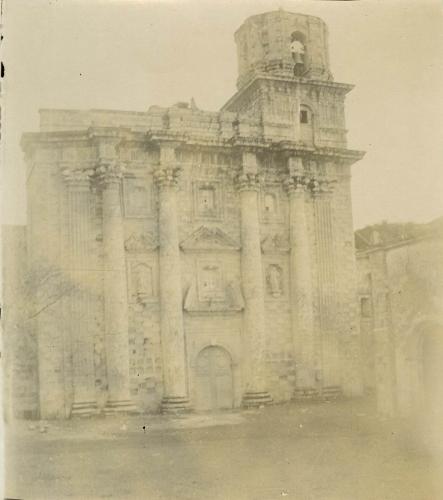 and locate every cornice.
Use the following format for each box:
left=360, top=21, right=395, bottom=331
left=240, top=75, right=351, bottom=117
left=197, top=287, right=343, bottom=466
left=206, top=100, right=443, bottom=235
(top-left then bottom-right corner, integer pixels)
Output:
left=221, top=74, right=355, bottom=112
